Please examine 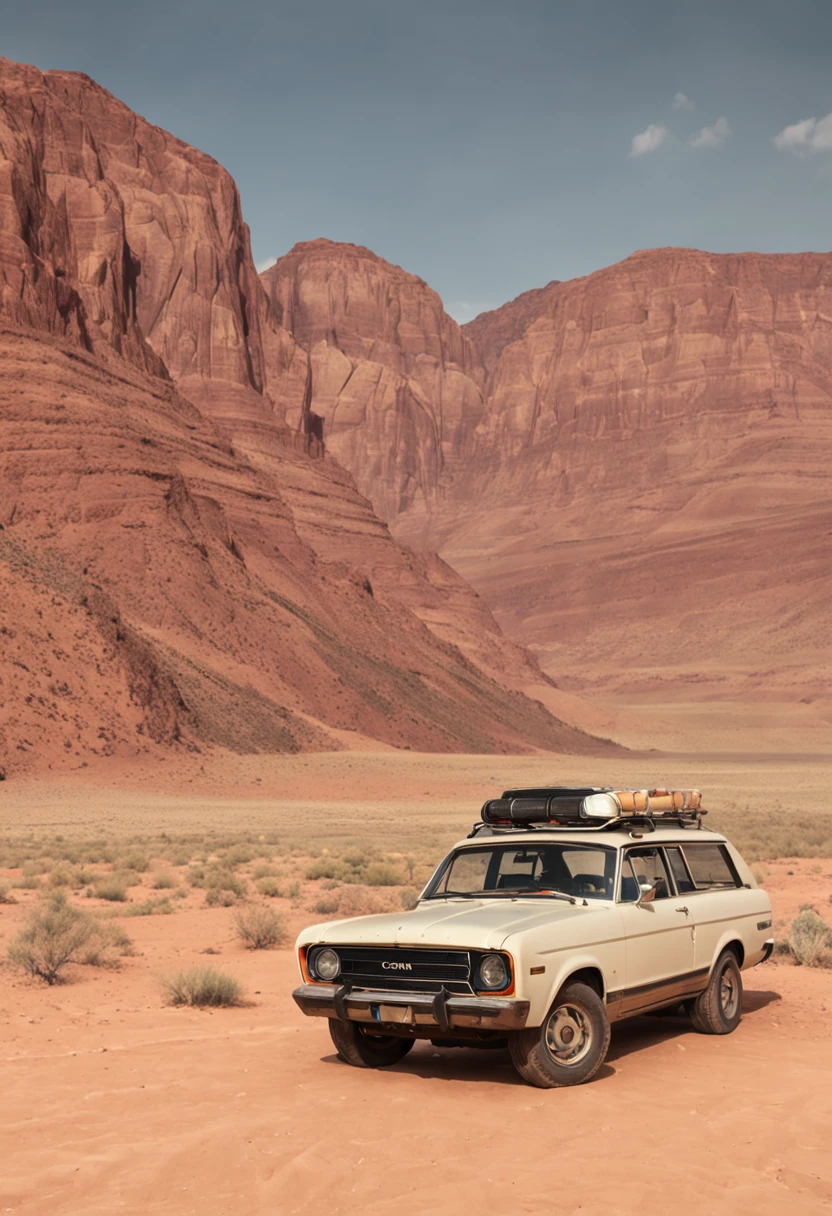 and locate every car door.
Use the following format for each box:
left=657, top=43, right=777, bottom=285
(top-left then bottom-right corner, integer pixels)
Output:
left=671, top=842, right=747, bottom=971
left=616, top=845, right=696, bottom=1014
